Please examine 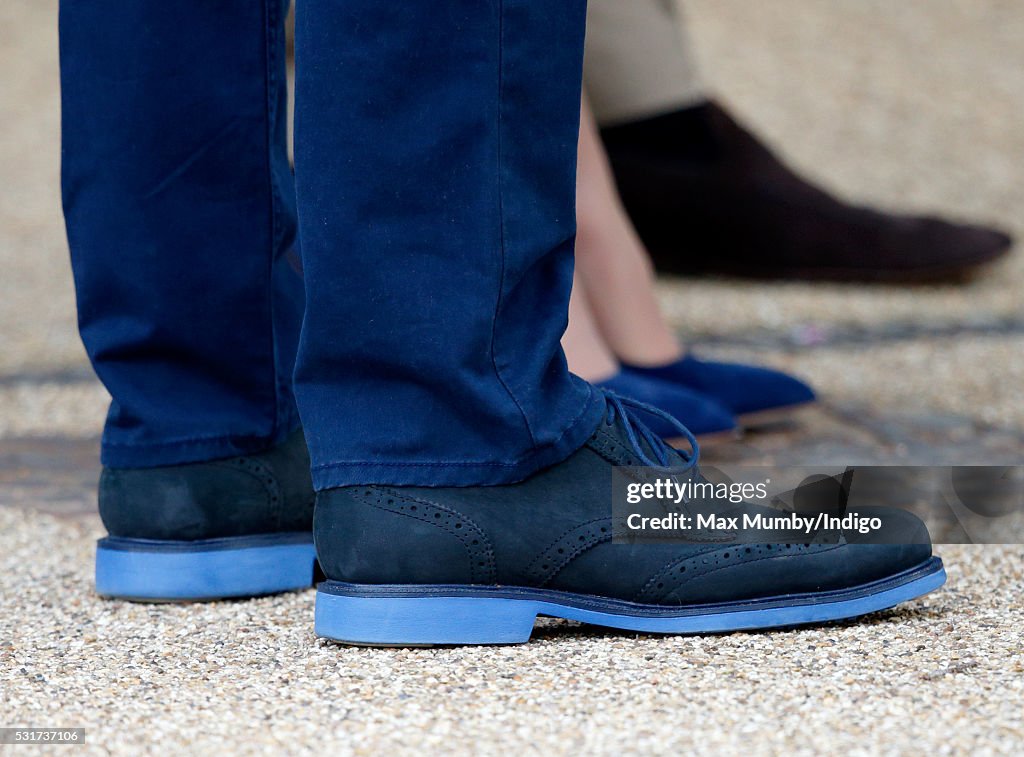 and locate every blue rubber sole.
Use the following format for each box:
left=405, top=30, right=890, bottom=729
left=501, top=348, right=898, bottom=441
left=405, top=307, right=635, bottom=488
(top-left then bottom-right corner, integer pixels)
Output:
left=95, top=533, right=317, bottom=602
left=315, top=557, right=945, bottom=646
